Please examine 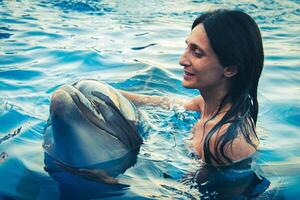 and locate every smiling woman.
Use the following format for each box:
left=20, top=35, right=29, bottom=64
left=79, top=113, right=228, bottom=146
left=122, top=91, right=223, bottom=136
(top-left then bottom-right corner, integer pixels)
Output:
left=121, top=9, right=264, bottom=166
